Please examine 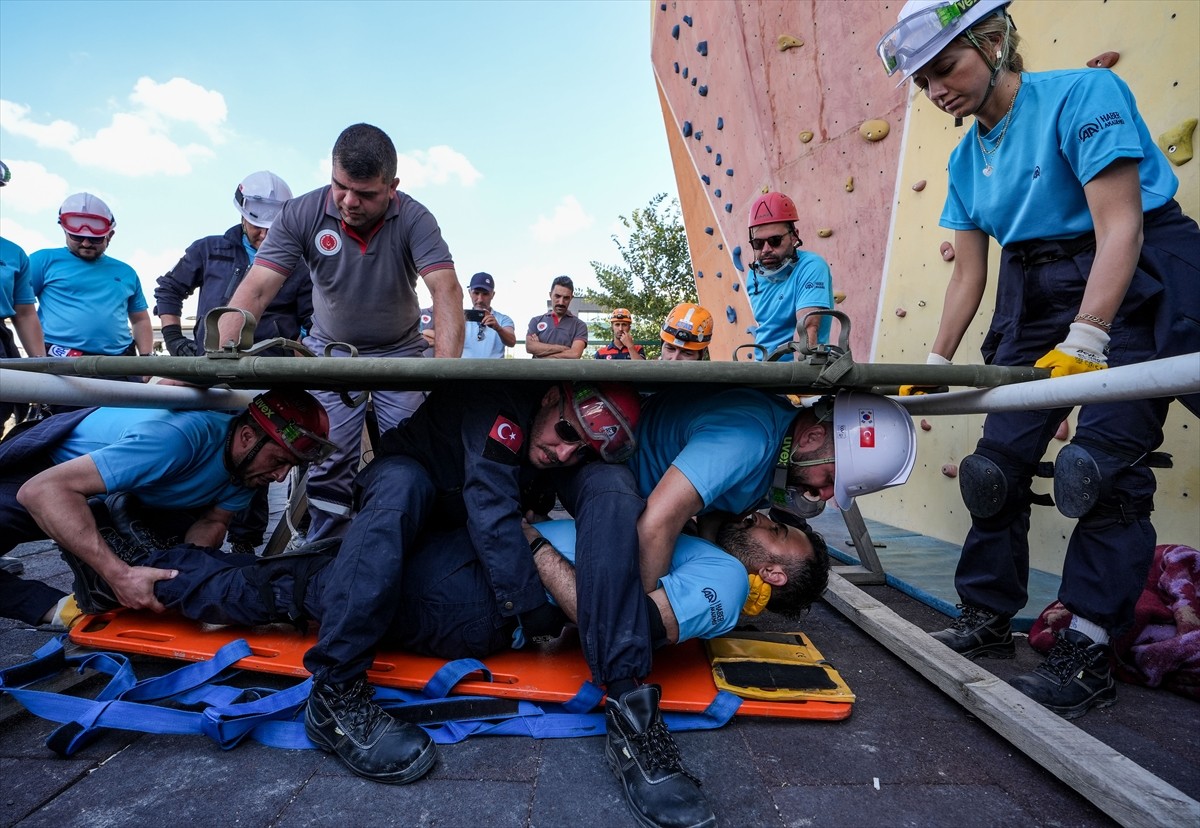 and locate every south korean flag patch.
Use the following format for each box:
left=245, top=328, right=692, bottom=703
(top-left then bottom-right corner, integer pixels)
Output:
left=484, top=413, right=524, bottom=464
